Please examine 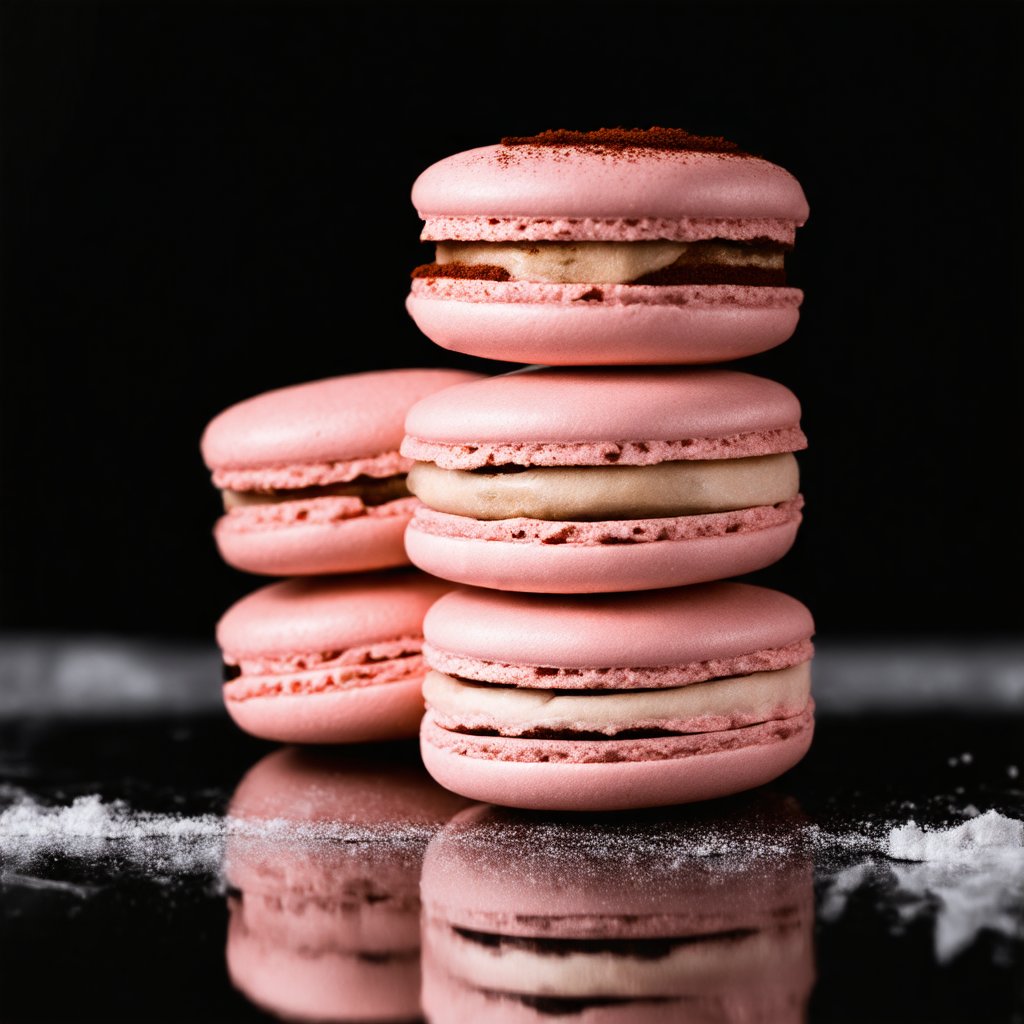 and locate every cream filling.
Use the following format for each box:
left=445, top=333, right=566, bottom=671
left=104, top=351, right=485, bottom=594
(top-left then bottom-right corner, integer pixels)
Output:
left=434, top=241, right=784, bottom=284
left=425, top=664, right=810, bottom=736
left=407, top=454, right=798, bottom=522
left=222, top=476, right=410, bottom=512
